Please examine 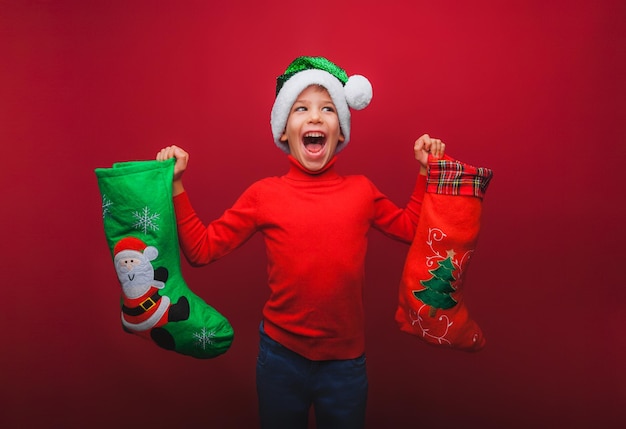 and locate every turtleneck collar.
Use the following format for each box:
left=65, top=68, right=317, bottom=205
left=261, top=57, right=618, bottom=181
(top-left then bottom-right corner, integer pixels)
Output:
left=285, top=155, right=341, bottom=181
